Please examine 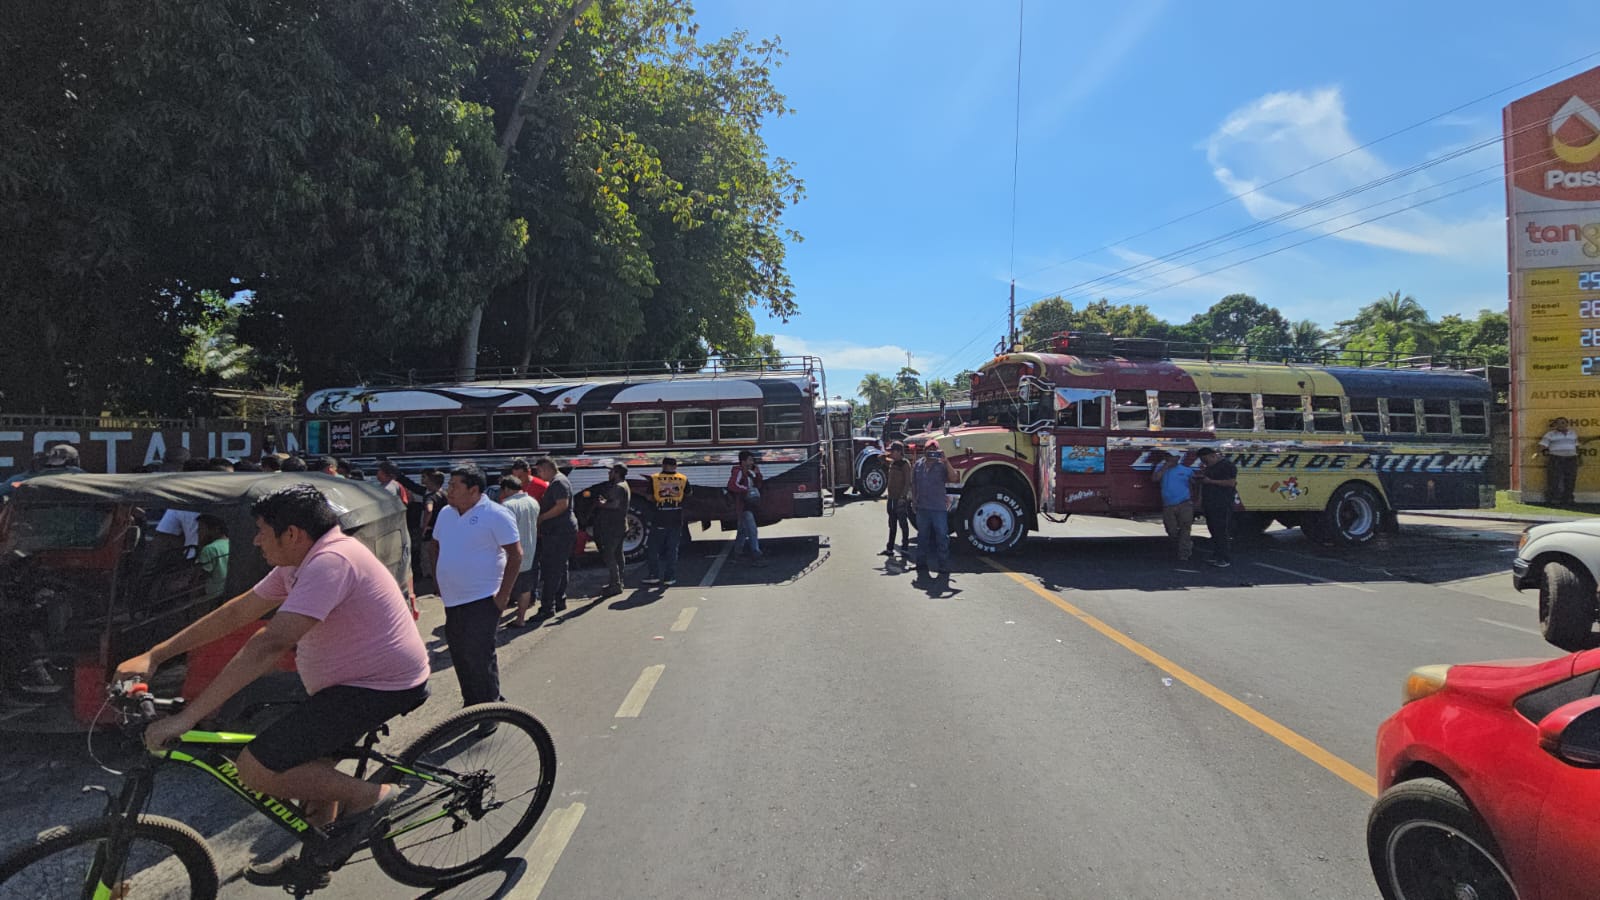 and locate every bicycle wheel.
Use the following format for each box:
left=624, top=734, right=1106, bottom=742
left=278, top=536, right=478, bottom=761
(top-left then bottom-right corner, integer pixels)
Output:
left=0, top=815, right=218, bottom=900
left=371, top=703, right=556, bottom=888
